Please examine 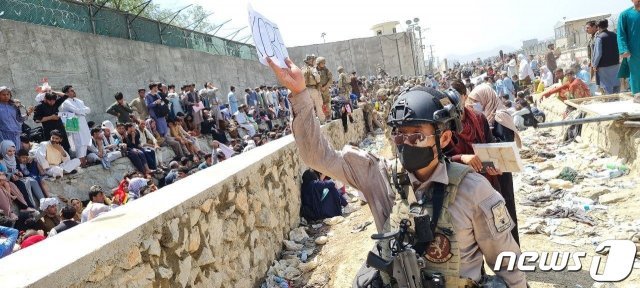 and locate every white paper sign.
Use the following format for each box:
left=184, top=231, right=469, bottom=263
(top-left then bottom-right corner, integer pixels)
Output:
left=248, top=5, right=289, bottom=68
left=472, top=142, right=523, bottom=173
